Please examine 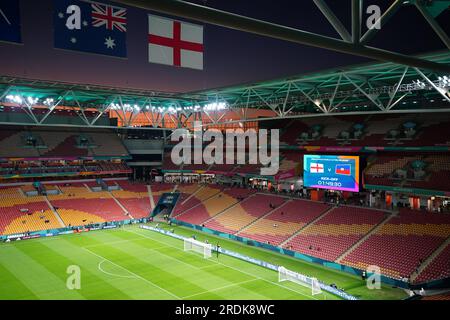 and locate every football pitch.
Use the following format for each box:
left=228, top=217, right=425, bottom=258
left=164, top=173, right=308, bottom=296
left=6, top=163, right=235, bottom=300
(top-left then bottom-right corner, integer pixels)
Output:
left=0, top=223, right=408, bottom=300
